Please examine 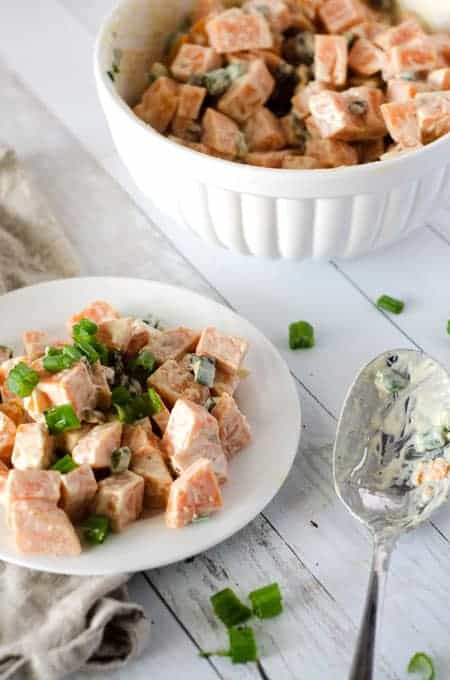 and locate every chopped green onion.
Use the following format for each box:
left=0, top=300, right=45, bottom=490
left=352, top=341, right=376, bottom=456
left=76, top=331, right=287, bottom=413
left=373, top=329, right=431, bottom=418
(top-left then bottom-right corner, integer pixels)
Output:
left=376, top=295, right=404, bottom=315
left=51, top=454, right=78, bottom=474
left=229, top=627, right=258, bottom=664
left=210, top=588, right=252, bottom=628
left=447, top=320, right=450, bottom=335
left=289, top=321, right=314, bottom=350
left=81, top=515, right=110, bottom=545
left=131, top=393, right=152, bottom=420
left=190, top=355, right=216, bottom=387
left=111, top=446, right=131, bottom=474
left=7, top=362, right=40, bottom=397
left=111, top=385, right=132, bottom=405
left=148, top=387, right=163, bottom=415
left=62, top=345, right=83, bottom=362
left=408, top=652, right=435, bottom=680
left=72, top=319, right=108, bottom=365
left=74, top=339, right=99, bottom=364
left=43, top=353, right=72, bottom=373
left=249, top=583, right=283, bottom=619
left=44, top=404, right=81, bottom=435
left=74, top=318, right=98, bottom=335
left=114, top=403, right=135, bottom=424
left=114, top=392, right=152, bottom=424
left=92, top=340, right=109, bottom=365
left=129, top=349, right=156, bottom=381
